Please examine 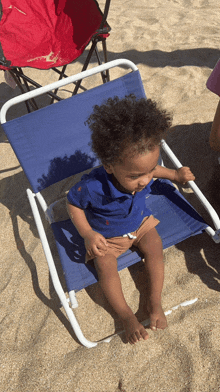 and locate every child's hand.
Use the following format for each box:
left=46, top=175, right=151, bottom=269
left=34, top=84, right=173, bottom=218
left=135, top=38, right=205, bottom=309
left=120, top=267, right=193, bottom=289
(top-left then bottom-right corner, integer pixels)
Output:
left=174, top=167, right=195, bottom=184
left=84, top=230, right=108, bottom=258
